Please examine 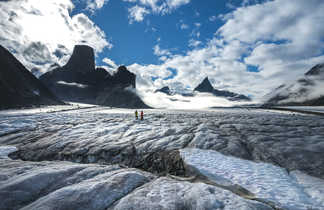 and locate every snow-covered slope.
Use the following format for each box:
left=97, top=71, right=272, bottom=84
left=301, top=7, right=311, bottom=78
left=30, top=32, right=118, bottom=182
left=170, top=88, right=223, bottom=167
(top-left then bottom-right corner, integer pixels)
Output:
left=265, top=63, right=324, bottom=106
